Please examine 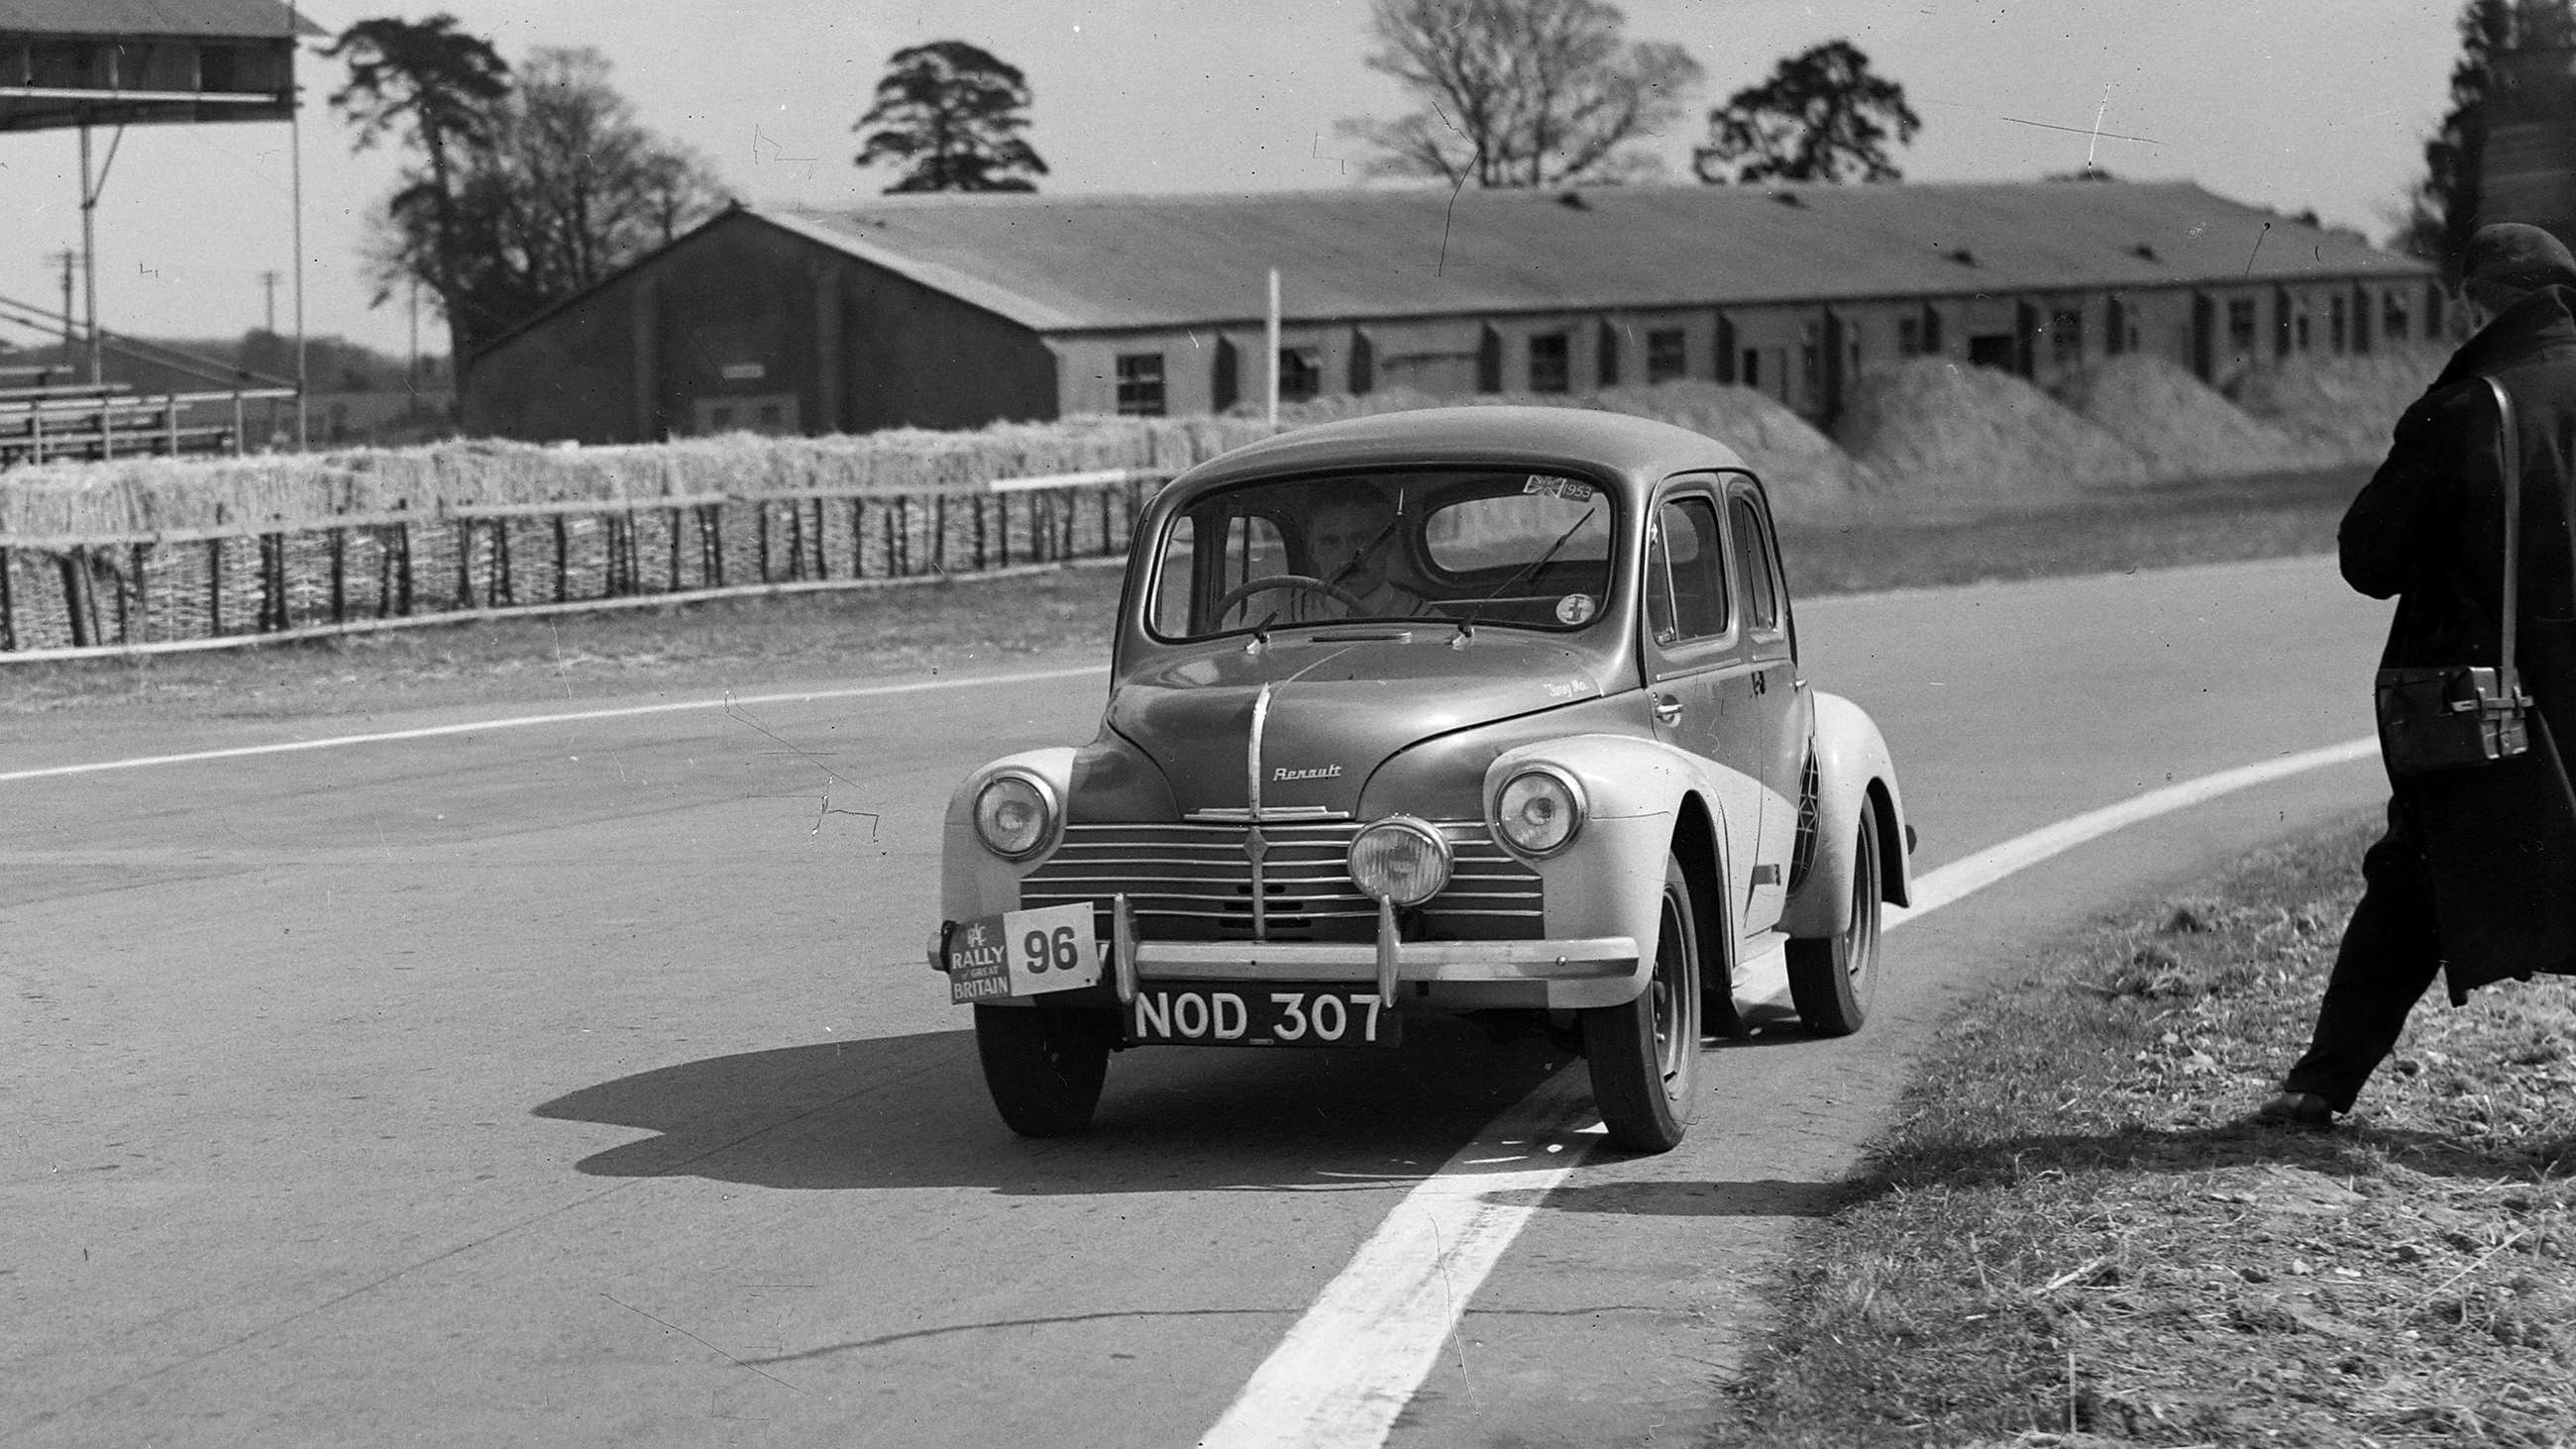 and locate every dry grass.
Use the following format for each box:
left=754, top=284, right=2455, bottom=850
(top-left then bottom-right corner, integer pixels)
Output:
left=1704, top=814, right=2576, bottom=1448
